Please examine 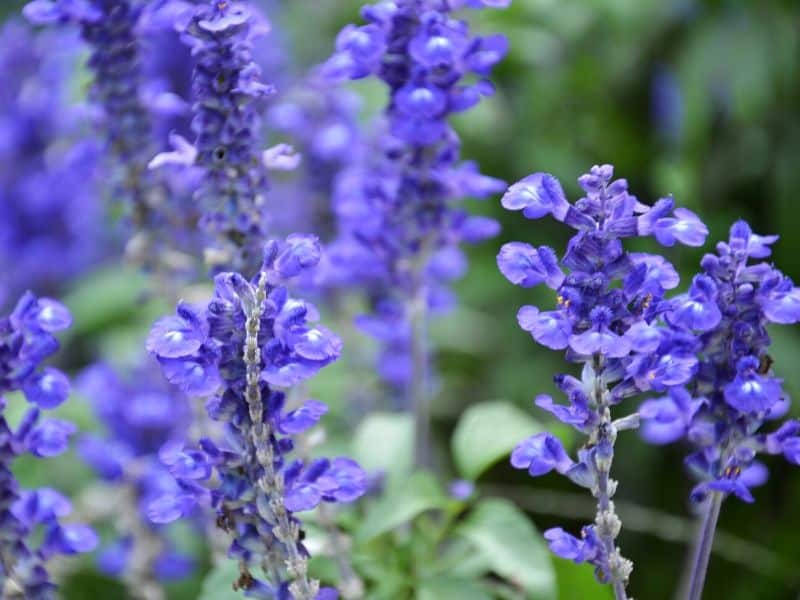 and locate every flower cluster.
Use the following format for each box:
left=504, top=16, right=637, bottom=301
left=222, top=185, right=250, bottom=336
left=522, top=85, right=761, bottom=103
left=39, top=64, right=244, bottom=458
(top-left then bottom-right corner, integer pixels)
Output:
left=152, top=0, right=275, bottom=272
left=320, top=0, right=509, bottom=418
left=500, top=165, right=708, bottom=596
left=77, top=360, right=195, bottom=595
left=146, top=235, right=367, bottom=599
left=0, top=20, right=106, bottom=309
left=0, top=293, right=97, bottom=598
left=640, top=221, right=800, bottom=503
left=24, top=0, right=156, bottom=231
left=22, top=0, right=203, bottom=279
